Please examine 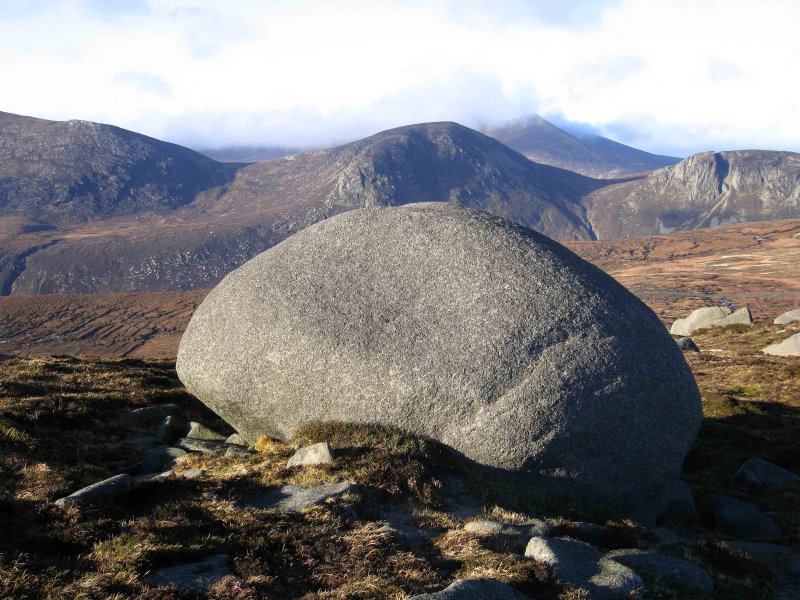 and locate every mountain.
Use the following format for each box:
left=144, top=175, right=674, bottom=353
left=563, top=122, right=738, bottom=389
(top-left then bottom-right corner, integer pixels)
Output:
left=0, top=111, right=239, bottom=223
left=195, top=145, right=300, bottom=163
left=0, top=116, right=610, bottom=295
left=483, top=115, right=680, bottom=178
left=583, top=150, right=800, bottom=238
